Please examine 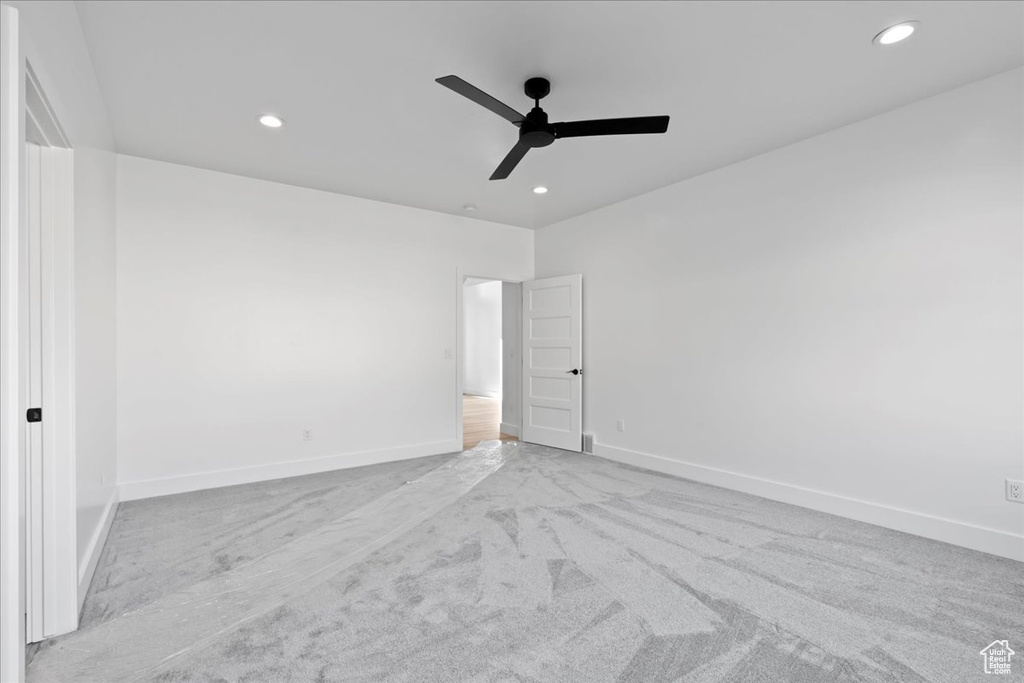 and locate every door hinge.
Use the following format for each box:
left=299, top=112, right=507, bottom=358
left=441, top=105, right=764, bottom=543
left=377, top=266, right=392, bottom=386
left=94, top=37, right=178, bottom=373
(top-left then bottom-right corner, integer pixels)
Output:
left=26, top=407, right=42, bottom=423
